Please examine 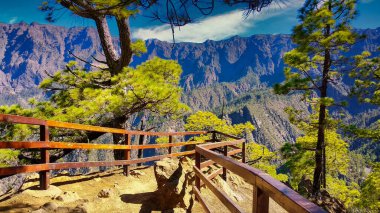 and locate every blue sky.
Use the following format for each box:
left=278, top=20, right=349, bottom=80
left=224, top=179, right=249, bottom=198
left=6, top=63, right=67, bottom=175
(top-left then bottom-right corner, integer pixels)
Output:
left=0, top=0, right=379, bottom=43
